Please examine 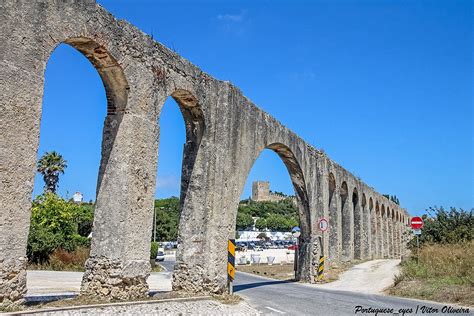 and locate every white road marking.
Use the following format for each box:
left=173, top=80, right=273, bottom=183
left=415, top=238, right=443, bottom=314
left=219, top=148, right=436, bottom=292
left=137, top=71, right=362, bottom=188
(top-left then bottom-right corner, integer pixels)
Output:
left=265, top=306, right=286, bottom=314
